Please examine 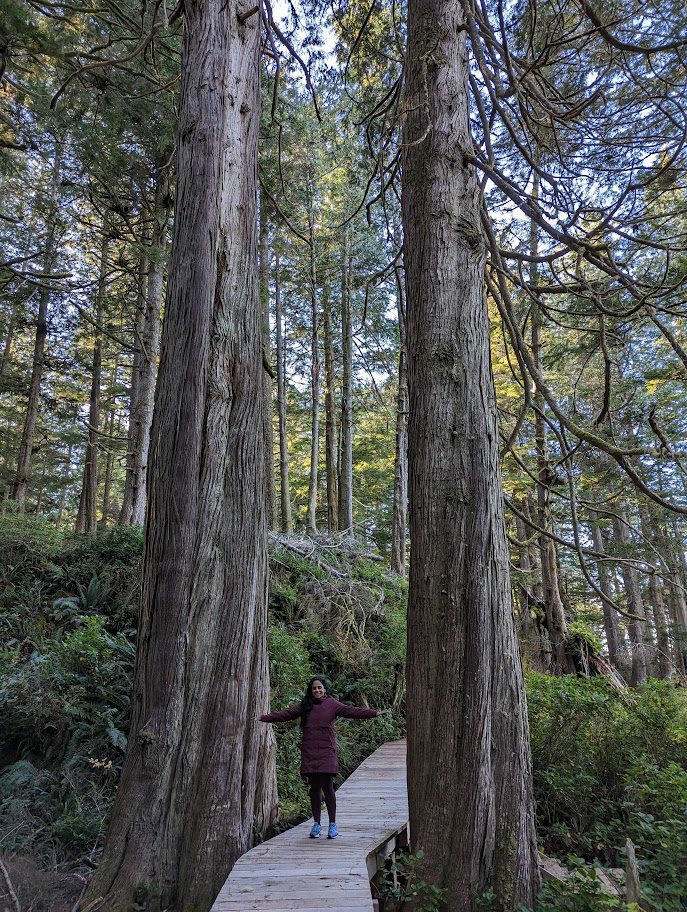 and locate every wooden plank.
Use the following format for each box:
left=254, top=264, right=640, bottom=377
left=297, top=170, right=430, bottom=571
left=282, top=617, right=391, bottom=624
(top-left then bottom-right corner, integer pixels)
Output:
left=220, top=877, right=370, bottom=889
left=208, top=740, right=408, bottom=912
left=217, top=884, right=371, bottom=894
left=213, top=901, right=373, bottom=911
